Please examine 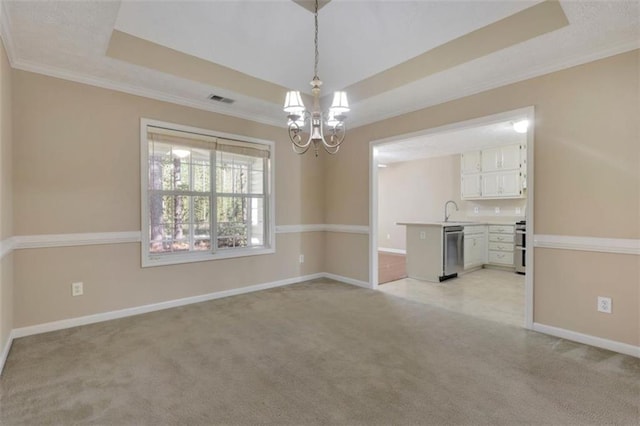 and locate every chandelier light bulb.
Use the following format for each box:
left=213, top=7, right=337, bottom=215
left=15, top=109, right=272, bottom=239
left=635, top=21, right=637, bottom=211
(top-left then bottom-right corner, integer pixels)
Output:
left=513, top=119, right=529, bottom=133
